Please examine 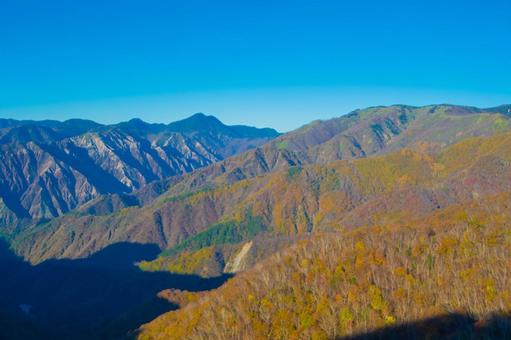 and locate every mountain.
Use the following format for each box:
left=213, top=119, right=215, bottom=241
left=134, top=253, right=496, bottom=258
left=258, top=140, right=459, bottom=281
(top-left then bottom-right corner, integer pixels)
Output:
left=130, top=104, right=511, bottom=200
left=137, top=114, right=511, bottom=338
left=0, top=114, right=279, bottom=227
left=9, top=104, right=511, bottom=263
left=137, top=127, right=511, bottom=277
left=3, top=104, right=511, bottom=339
left=138, top=215, right=511, bottom=339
